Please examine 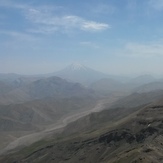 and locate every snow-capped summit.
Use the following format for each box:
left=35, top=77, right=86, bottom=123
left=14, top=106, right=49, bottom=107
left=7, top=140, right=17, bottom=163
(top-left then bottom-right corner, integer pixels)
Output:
left=67, top=63, right=87, bottom=71
left=54, top=63, right=109, bottom=85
